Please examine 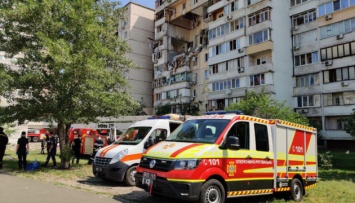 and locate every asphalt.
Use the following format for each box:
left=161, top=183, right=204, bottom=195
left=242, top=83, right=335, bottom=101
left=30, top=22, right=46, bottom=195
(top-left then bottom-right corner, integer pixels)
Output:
left=0, top=173, right=119, bottom=203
